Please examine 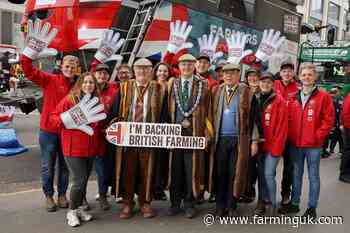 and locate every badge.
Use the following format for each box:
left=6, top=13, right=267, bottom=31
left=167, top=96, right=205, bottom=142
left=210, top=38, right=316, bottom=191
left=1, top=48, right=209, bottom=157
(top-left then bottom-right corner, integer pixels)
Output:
left=224, top=108, right=231, bottom=114
left=307, top=108, right=313, bottom=121
left=181, top=118, right=191, bottom=129
left=308, top=109, right=313, bottom=117
left=265, top=112, right=271, bottom=126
